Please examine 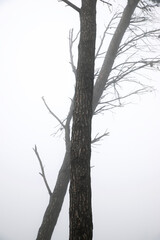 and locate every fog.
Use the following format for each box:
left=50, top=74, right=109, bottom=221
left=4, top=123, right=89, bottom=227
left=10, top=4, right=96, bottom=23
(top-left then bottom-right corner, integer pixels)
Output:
left=0, top=0, right=160, bottom=240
